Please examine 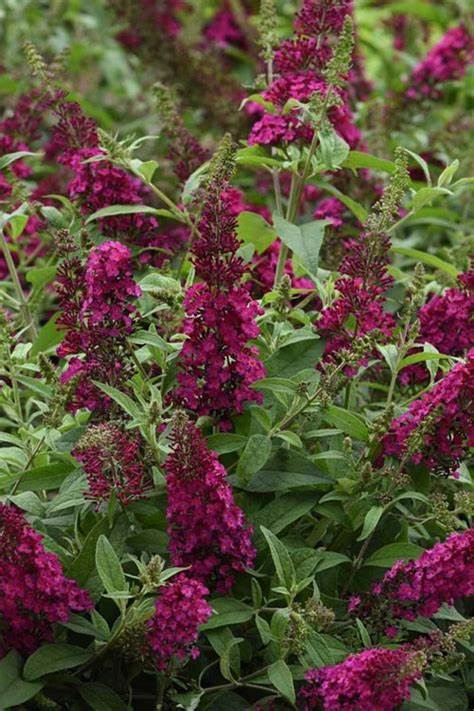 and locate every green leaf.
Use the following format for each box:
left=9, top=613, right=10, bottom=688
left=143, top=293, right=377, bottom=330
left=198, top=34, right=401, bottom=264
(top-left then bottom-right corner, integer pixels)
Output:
left=355, top=618, right=372, bottom=648
left=252, top=492, right=319, bottom=531
left=324, top=406, right=369, bottom=441
left=137, top=160, right=159, bottom=183
left=377, top=344, right=399, bottom=373
left=0, top=651, right=43, bottom=710
left=182, top=160, right=210, bottom=202
left=316, top=127, right=349, bottom=169
left=85, top=204, right=162, bottom=224
left=31, top=315, right=63, bottom=356
left=206, top=433, right=247, bottom=454
left=398, top=351, right=451, bottom=370
left=67, top=517, right=110, bottom=587
left=0, top=151, right=39, bottom=170
left=273, top=214, right=328, bottom=278
left=93, top=382, right=142, bottom=420
left=236, top=435, right=272, bottom=484
left=237, top=211, right=277, bottom=254
left=391, top=247, right=459, bottom=277
left=95, top=535, right=127, bottom=594
left=201, top=599, right=254, bottom=630
left=357, top=506, right=384, bottom=541
left=411, top=187, right=452, bottom=211
left=261, top=526, right=296, bottom=590
left=342, top=151, right=397, bottom=174
left=314, top=551, right=351, bottom=572
left=364, top=542, right=424, bottom=568
left=265, top=336, right=324, bottom=378
left=78, top=683, right=130, bottom=711
left=26, top=266, right=57, bottom=289
left=0, top=461, right=75, bottom=494
left=404, top=149, right=431, bottom=185
left=23, top=644, right=92, bottom=680
left=268, top=659, right=295, bottom=705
